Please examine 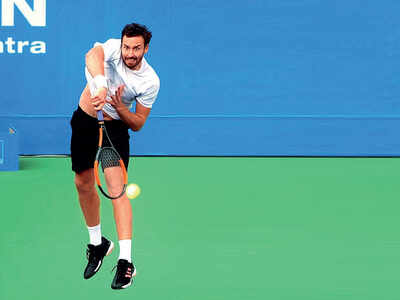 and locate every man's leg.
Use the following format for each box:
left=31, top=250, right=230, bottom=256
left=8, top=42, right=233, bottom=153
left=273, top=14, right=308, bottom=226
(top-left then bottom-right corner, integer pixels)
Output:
left=104, top=124, right=135, bottom=289
left=103, top=168, right=133, bottom=241
left=74, top=168, right=100, bottom=227
left=75, top=168, right=114, bottom=279
left=106, top=173, right=135, bottom=289
left=110, top=195, right=136, bottom=289
left=111, top=194, right=132, bottom=240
